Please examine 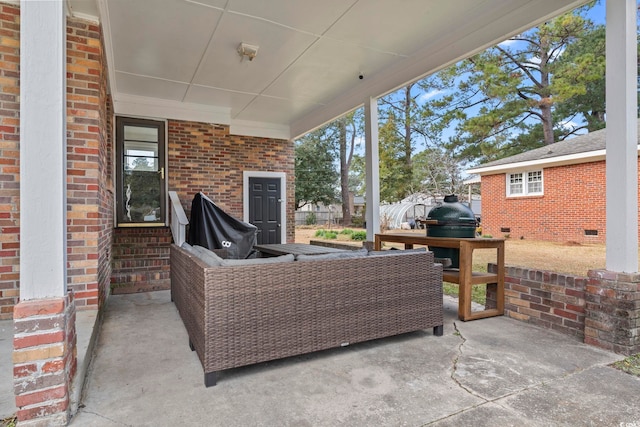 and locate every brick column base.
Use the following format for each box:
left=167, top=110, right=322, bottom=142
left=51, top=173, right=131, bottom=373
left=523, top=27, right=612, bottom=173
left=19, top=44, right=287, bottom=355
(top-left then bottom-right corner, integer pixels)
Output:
left=13, top=293, right=77, bottom=426
left=585, top=270, right=640, bottom=355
